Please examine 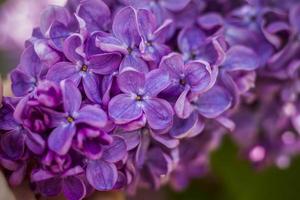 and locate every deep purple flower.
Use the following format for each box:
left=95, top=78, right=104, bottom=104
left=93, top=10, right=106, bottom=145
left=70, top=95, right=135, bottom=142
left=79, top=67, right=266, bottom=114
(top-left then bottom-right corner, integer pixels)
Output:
left=46, top=33, right=122, bottom=103
left=96, top=6, right=149, bottom=72
left=86, top=135, right=127, bottom=191
left=160, top=53, right=217, bottom=119
left=47, top=80, right=108, bottom=155
left=10, top=45, right=43, bottom=97
left=0, top=100, right=45, bottom=158
left=108, top=69, right=174, bottom=132
left=31, top=153, right=87, bottom=199
left=177, top=25, right=225, bottom=65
